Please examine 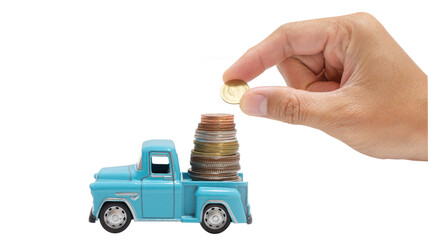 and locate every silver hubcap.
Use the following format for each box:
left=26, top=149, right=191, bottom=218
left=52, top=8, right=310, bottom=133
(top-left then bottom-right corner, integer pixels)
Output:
left=204, top=207, right=227, bottom=230
left=104, top=206, right=127, bottom=229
